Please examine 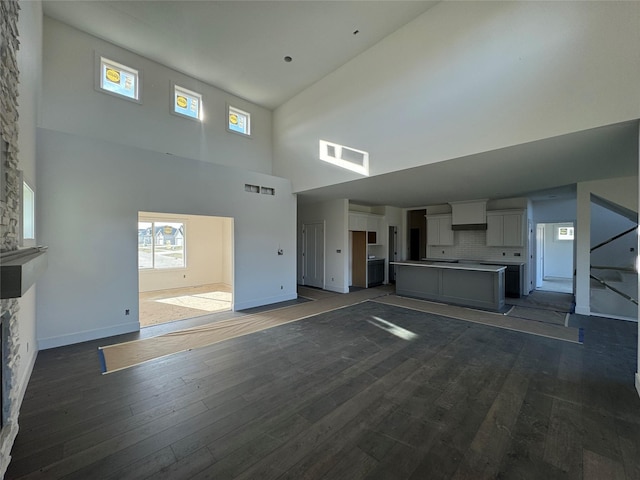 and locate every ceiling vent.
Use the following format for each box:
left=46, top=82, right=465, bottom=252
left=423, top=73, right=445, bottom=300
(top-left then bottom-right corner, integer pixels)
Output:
left=319, top=140, right=369, bottom=176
